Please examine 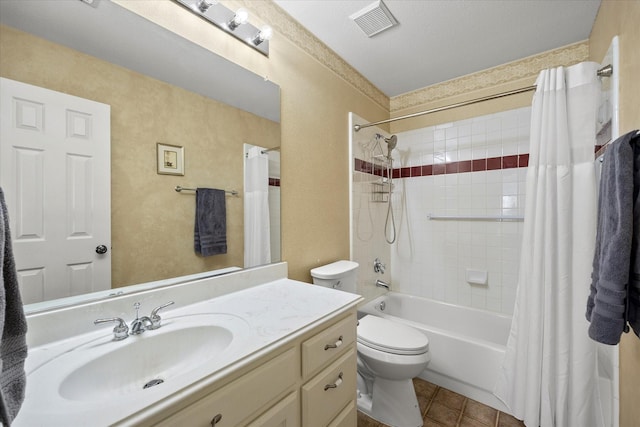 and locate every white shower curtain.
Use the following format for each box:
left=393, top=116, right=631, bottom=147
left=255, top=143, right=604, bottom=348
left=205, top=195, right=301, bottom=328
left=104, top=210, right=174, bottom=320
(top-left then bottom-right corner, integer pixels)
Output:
left=244, top=146, right=271, bottom=268
left=494, top=62, right=604, bottom=427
